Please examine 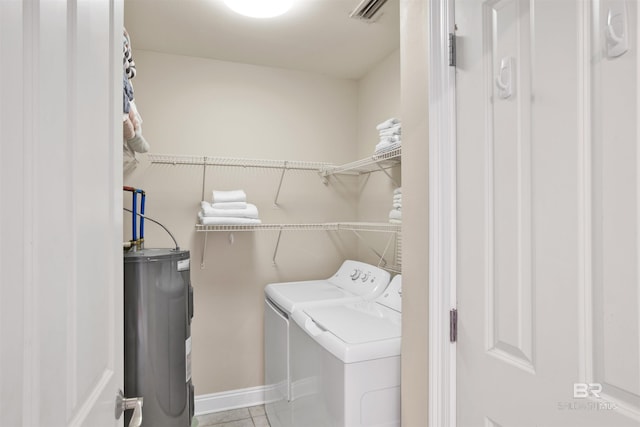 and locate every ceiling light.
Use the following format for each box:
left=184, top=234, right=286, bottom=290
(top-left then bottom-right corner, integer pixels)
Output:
left=224, top=0, right=294, bottom=18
